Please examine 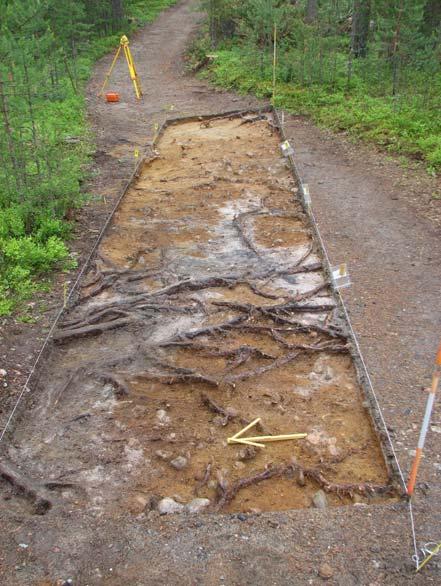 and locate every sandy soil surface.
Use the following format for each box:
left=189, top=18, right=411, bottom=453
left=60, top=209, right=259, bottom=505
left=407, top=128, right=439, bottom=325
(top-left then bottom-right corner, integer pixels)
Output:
left=0, top=1, right=440, bottom=584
